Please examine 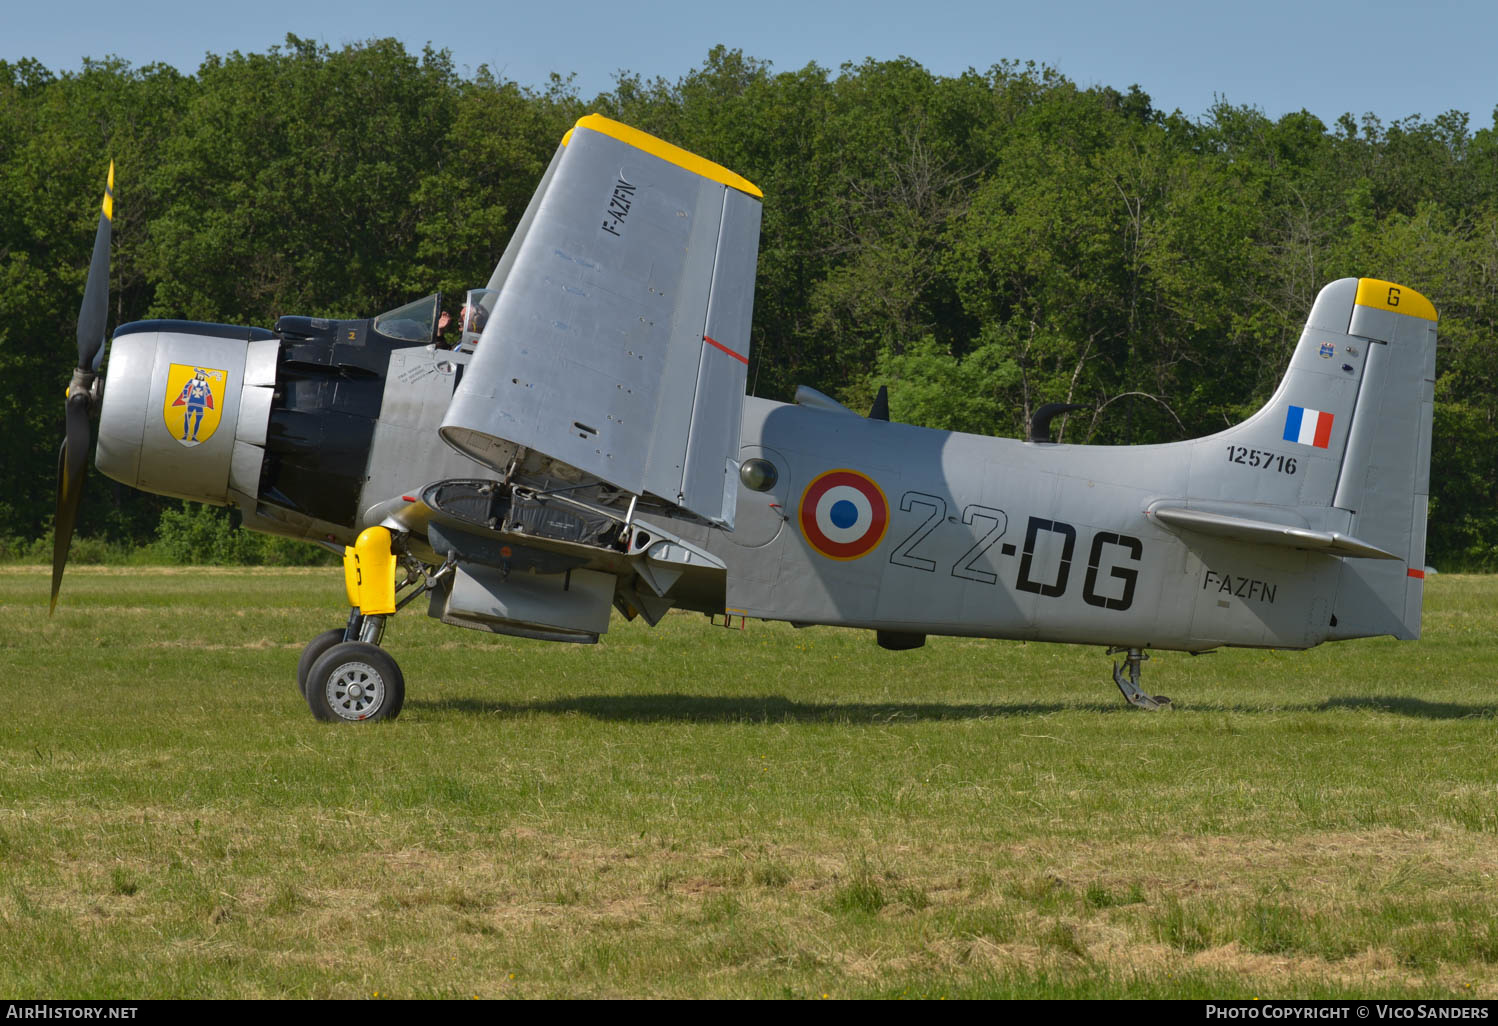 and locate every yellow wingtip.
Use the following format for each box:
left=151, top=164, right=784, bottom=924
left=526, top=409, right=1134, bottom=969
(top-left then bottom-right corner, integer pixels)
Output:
left=570, top=114, right=762, bottom=199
